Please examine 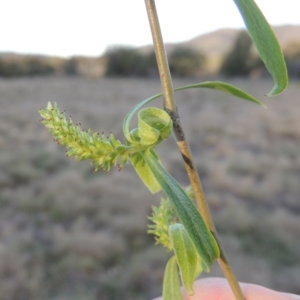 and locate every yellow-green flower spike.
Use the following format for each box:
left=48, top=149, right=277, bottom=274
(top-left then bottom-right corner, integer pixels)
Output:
left=39, top=102, right=129, bottom=172
left=148, top=198, right=178, bottom=251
